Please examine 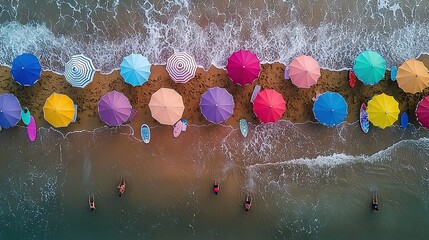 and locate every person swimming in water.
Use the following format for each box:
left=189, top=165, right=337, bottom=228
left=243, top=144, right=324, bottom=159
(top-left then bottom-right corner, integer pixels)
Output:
left=89, top=195, right=96, bottom=211
left=372, top=191, right=379, bottom=212
left=213, top=180, right=220, bottom=195
left=244, top=195, right=252, bottom=212
left=118, top=179, right=126, bottom=197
